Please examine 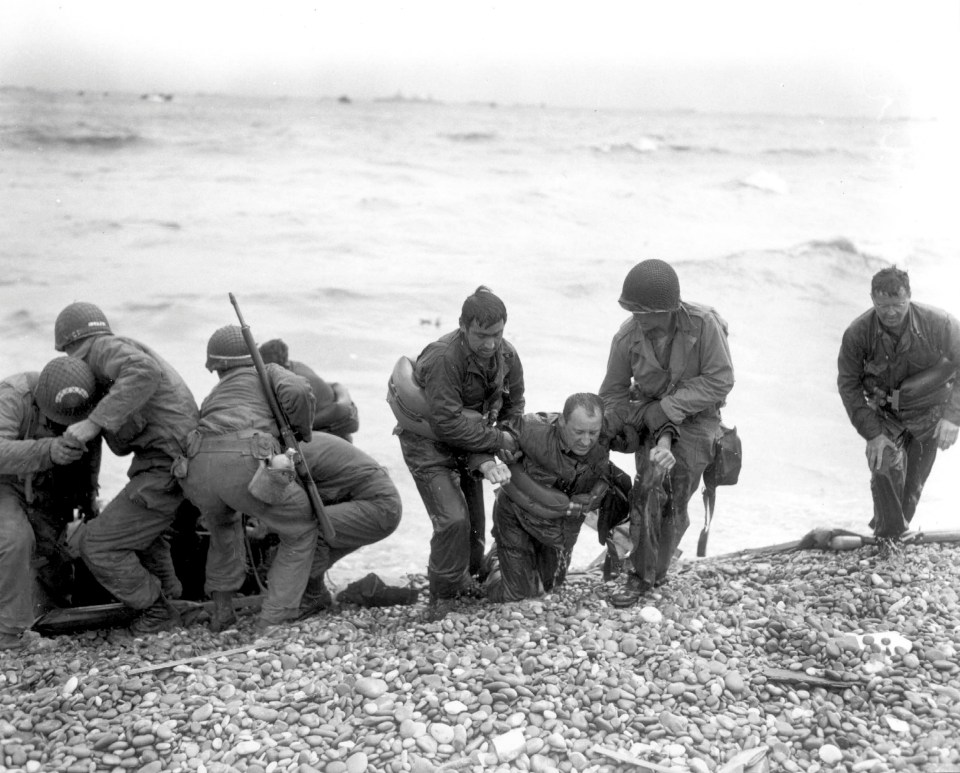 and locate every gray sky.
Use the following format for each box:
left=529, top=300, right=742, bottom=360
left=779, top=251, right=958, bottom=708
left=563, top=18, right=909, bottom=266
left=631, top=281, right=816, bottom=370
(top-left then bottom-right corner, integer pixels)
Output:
left=2, top=0, right=958, bottom=117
